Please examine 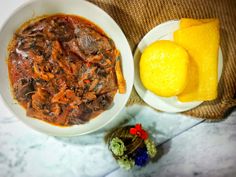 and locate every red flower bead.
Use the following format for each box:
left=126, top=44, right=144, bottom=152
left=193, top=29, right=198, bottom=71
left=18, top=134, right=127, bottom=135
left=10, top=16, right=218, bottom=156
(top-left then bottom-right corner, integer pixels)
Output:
left=129, top=124, right=148, bottom=140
